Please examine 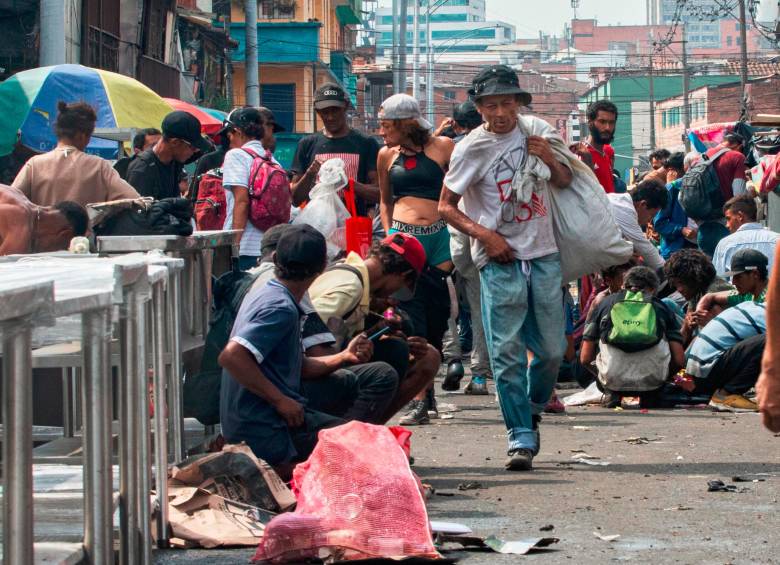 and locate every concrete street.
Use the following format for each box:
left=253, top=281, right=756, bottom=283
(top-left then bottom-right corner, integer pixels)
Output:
left=154, top=382, right=780, bottom=564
